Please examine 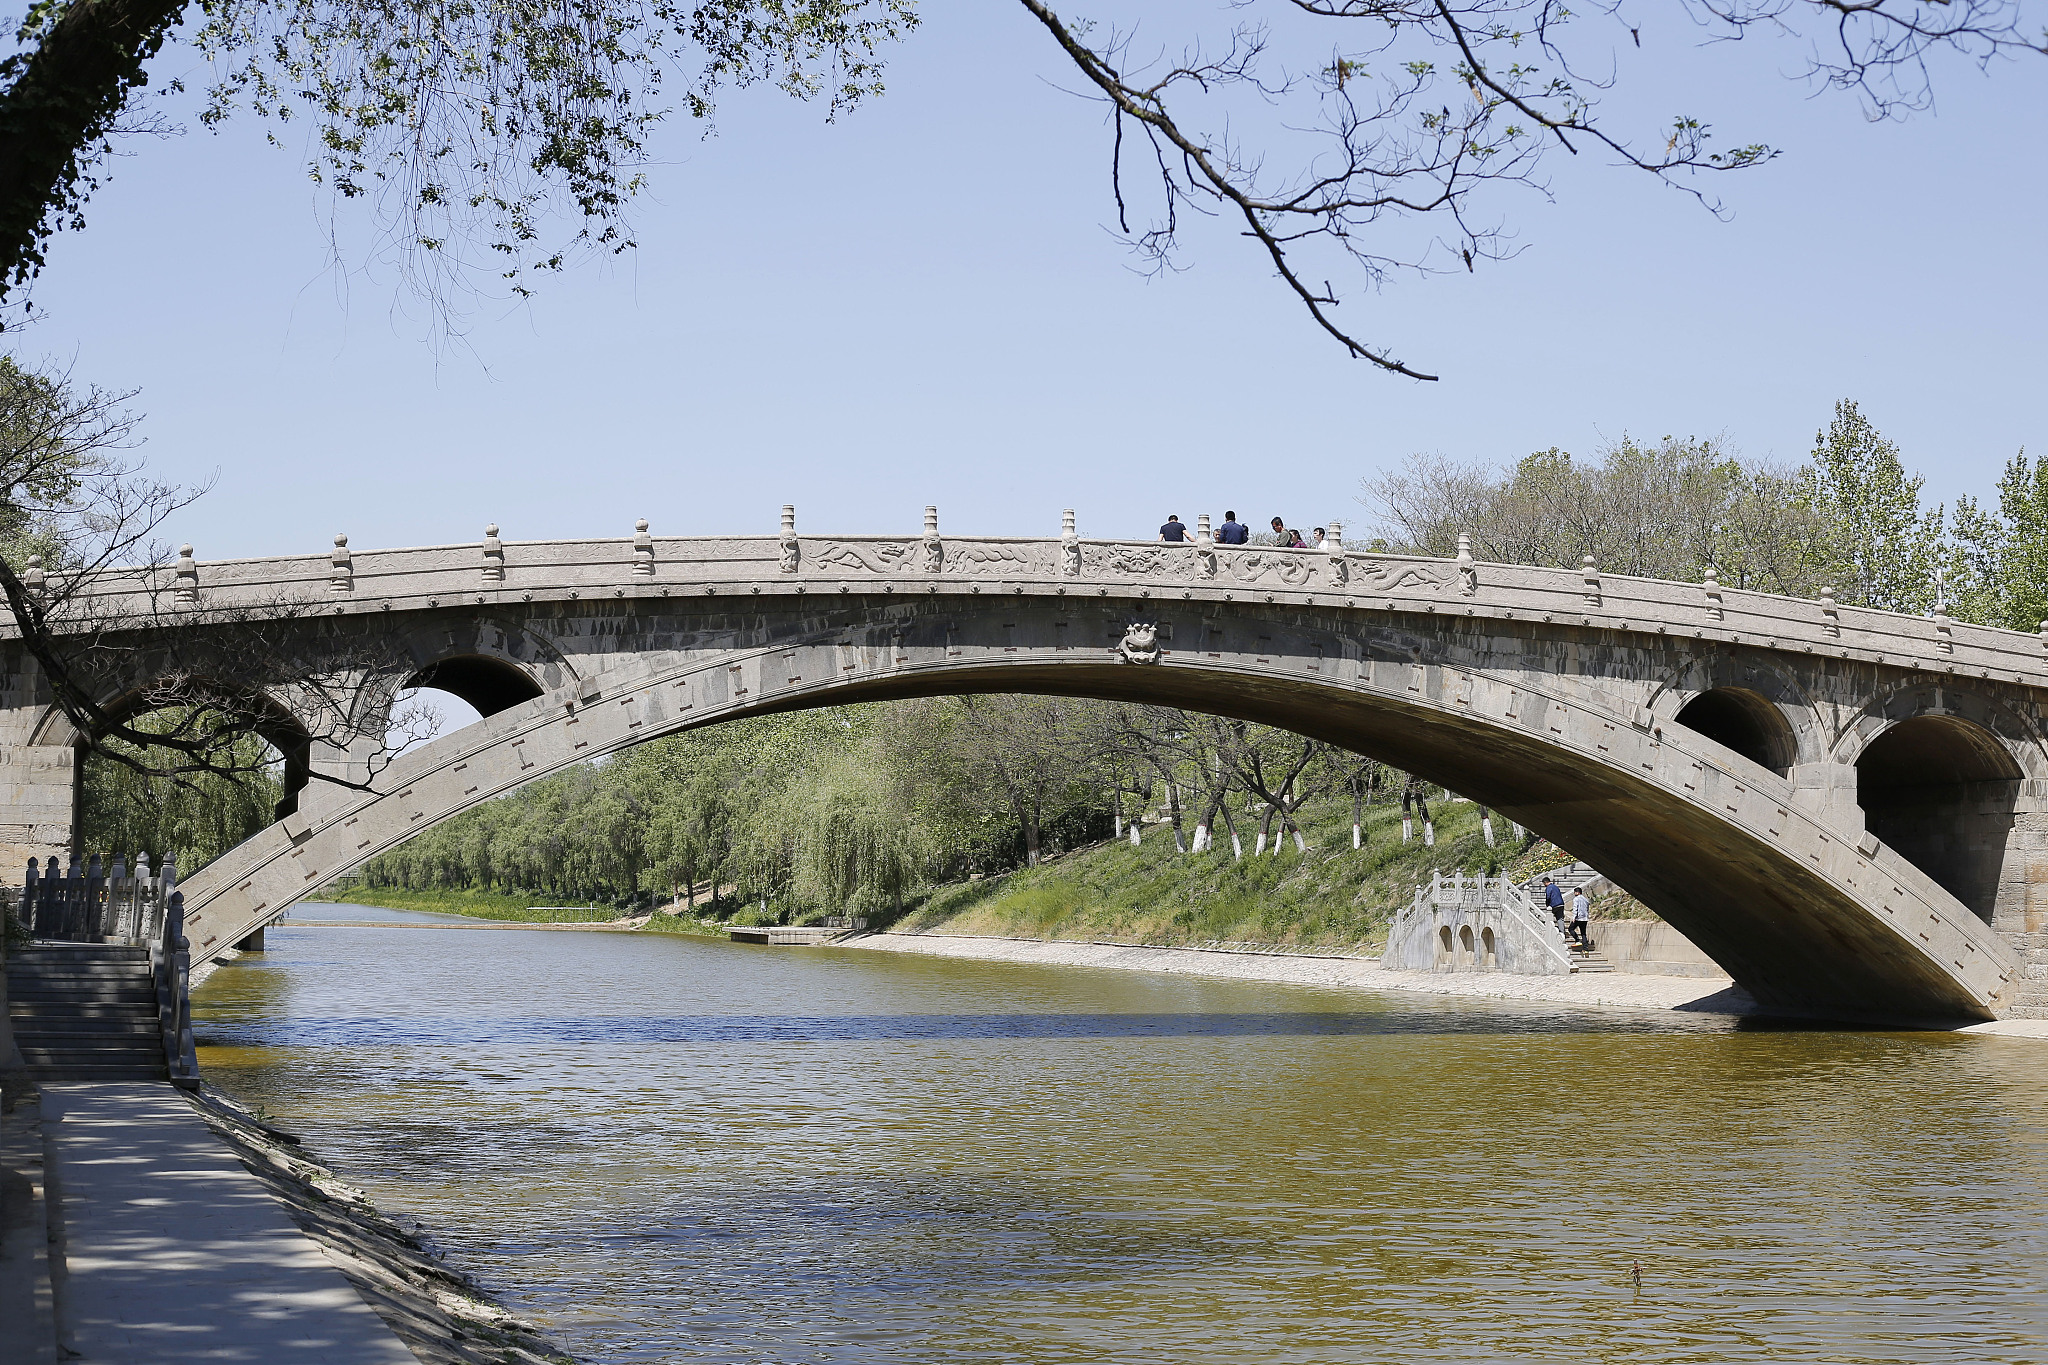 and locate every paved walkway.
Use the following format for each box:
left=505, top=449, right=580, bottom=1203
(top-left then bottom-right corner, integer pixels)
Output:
left=41, top=1084, right=416, bottom=1364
